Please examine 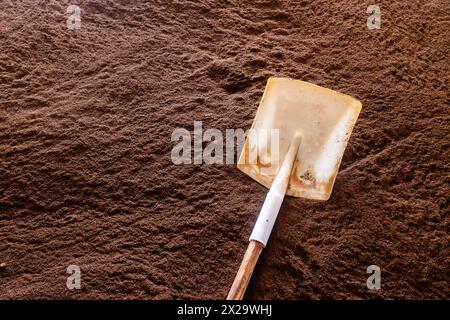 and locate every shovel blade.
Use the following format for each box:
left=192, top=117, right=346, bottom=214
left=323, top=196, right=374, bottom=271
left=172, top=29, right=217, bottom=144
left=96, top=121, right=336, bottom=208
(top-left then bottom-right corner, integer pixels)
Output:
left=238, top=77, right=361, bottom=200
